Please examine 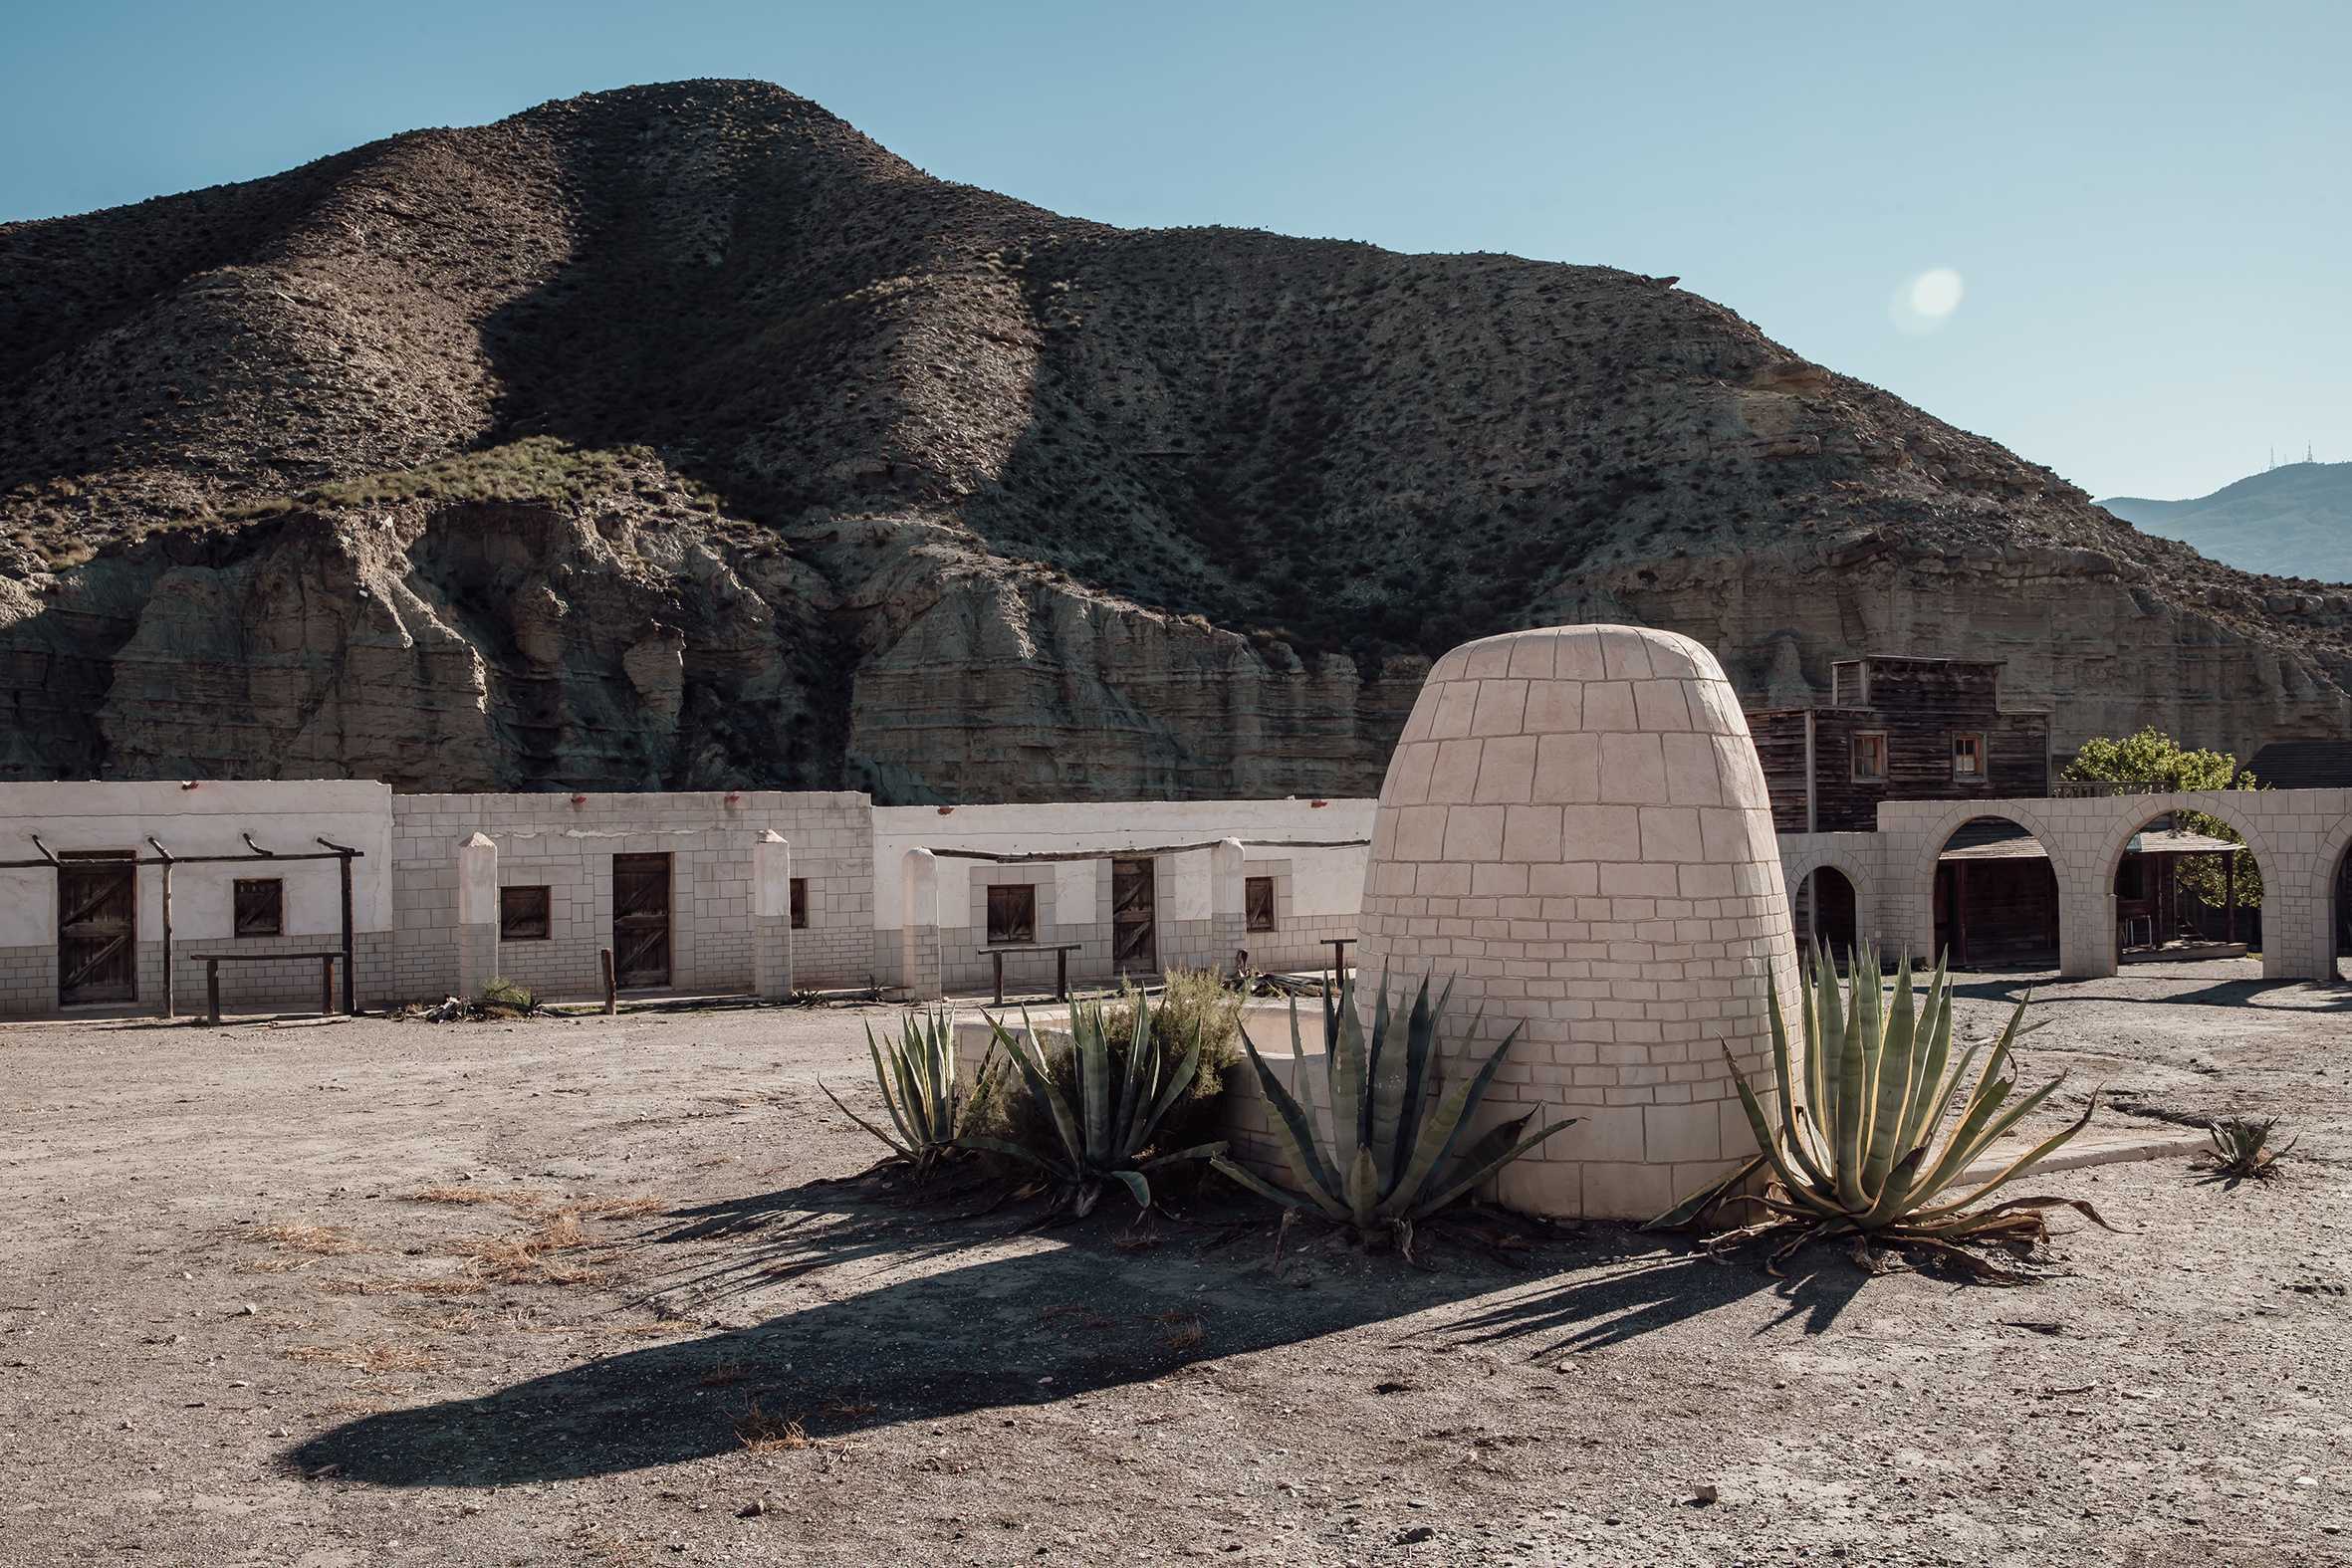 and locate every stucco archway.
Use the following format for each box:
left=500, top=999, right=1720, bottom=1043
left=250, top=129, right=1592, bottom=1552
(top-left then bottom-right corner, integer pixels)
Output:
left=2317, top=811, right=2352, bottom=984
left=1913, top=809, right=2067, bottom=974
left=2090, top=798, right=2272, bottom=970
left=1782, top=843, right=1877, bottom=956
